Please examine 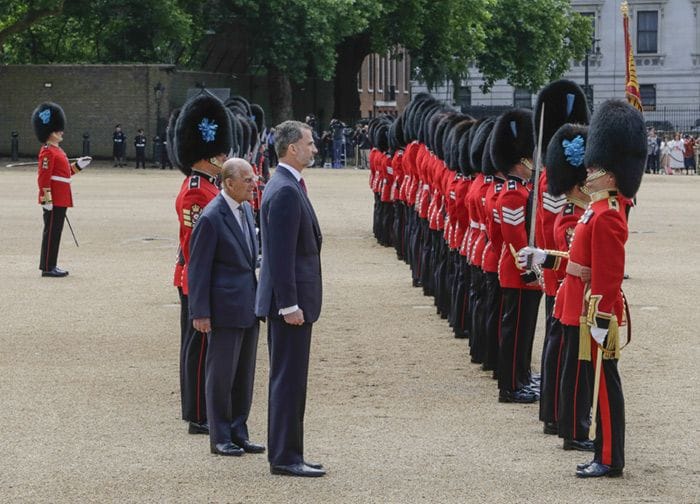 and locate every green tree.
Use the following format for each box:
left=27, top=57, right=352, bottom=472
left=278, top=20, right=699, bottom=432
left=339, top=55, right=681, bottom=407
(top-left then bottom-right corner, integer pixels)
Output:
left=0, top=0, right=64, bottom=48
